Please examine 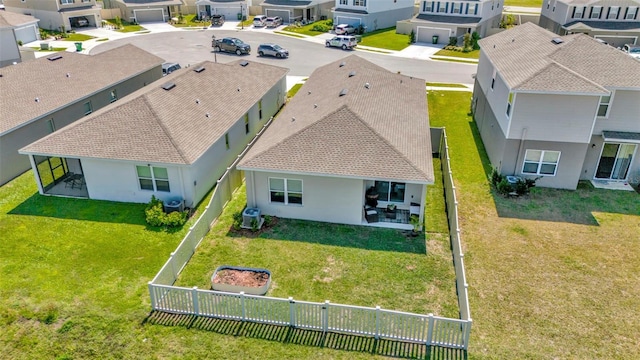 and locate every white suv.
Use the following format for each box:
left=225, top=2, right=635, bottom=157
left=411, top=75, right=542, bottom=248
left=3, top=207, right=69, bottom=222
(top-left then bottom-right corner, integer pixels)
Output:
left=325, top=35, right=358, bottom=50
left=622, top=44, right=640, bottom=60
left=335, top=24, right=356, bottom=35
